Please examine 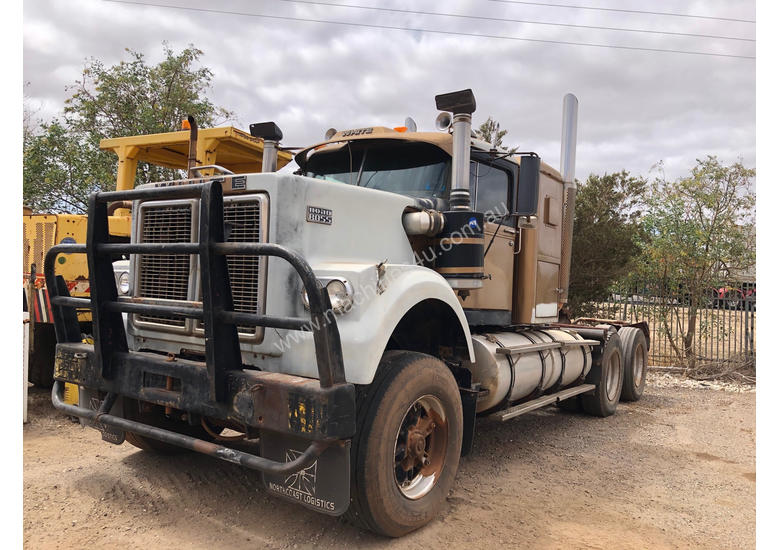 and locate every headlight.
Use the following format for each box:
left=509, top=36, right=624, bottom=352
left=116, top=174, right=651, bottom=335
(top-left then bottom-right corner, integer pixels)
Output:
left=325, top=279, right=353, bottom=313
left=301, top=277, right=354, bottom=314
left=118, top=272, right=130, bottom=295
